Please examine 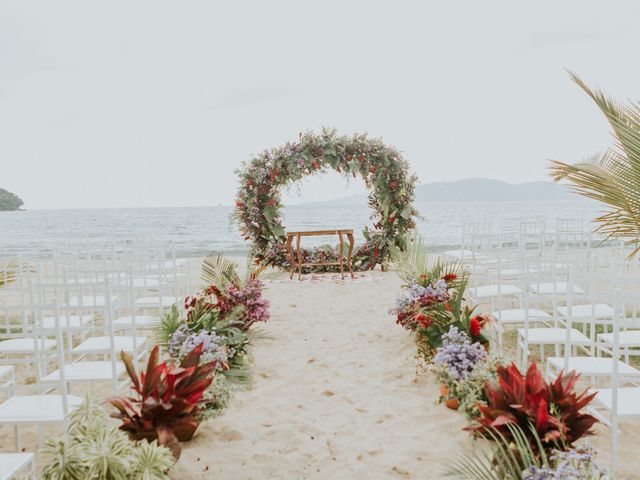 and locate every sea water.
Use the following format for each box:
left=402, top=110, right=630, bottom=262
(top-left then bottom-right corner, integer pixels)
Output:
left=0, top=201, right=602, bottom=258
